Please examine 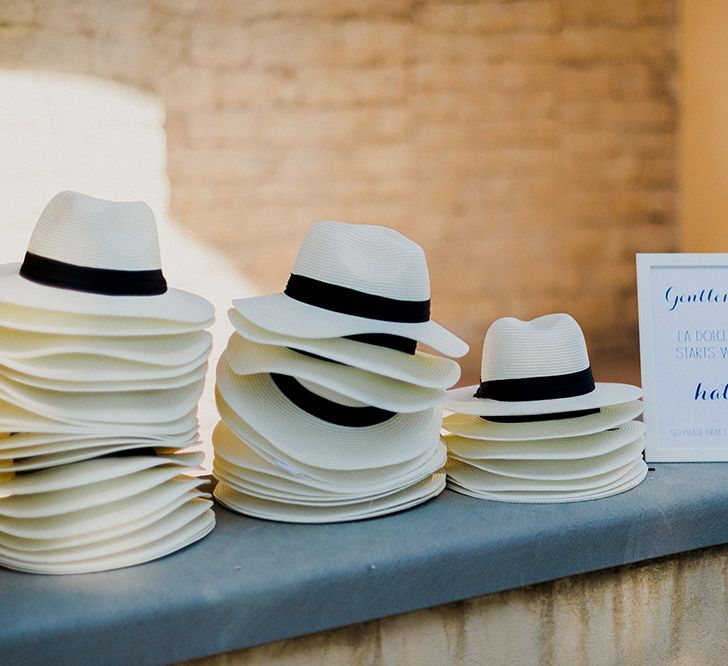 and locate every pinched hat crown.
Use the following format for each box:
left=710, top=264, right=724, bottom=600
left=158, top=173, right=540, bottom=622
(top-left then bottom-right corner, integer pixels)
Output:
left=28, top=191, right=162, bottom=271
left=481, top=314, right=590, bottom=382
left=20, top=191, right=167, bottom=296
left=291, top=221, right=431, bottom=302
